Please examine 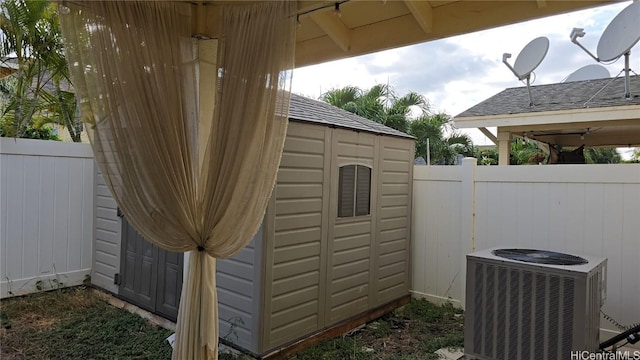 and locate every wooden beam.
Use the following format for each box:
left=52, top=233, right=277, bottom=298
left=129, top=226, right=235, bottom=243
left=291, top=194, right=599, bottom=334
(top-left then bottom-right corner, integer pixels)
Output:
left=500, top=118, right=640, bottom=133
left=528, top=133, right=640, bottom=147
left=294, top=0, right=611, bottom=67
left=310, top=10, right=351, bottom=52
left=297, top=1, right=334, bottom=14
left=479, top=127, right=498, bottom=145
left=403, top=0, right=433, bottom=33
left=536, top=0, right=548, bottom=9
left=455, top=105, right=640, bottom=129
